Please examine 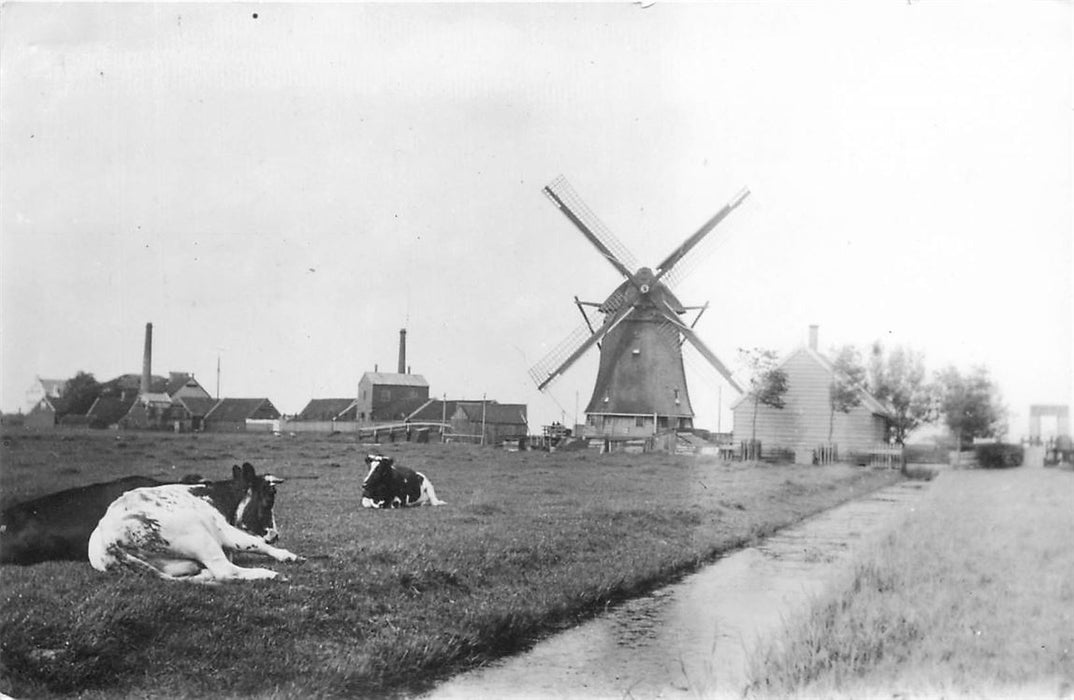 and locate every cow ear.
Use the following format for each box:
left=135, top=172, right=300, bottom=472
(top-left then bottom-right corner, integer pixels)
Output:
left=242, top=462, right=257, bottom=484
left=232, top=465, right=242, bottom=482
